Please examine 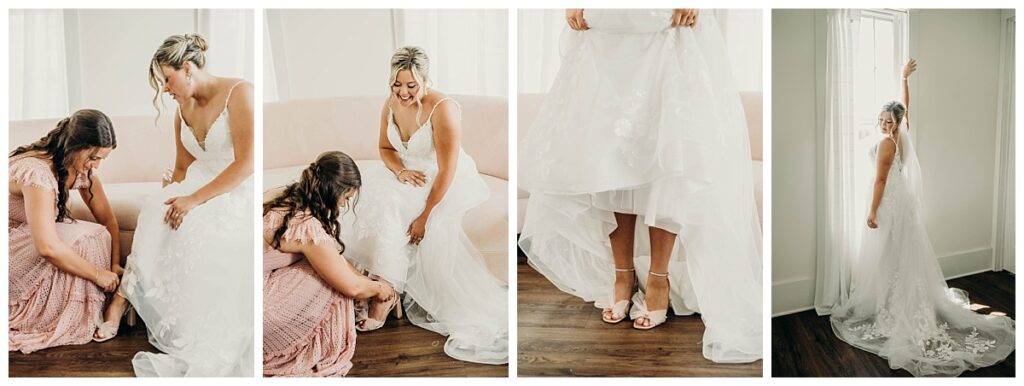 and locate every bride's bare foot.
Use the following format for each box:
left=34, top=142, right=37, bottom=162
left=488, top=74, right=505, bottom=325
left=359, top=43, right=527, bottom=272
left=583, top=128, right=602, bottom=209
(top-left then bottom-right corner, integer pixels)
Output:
left=602, top=268, right=635, bottom=322
left=635, top=273, right=670, bottom=328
